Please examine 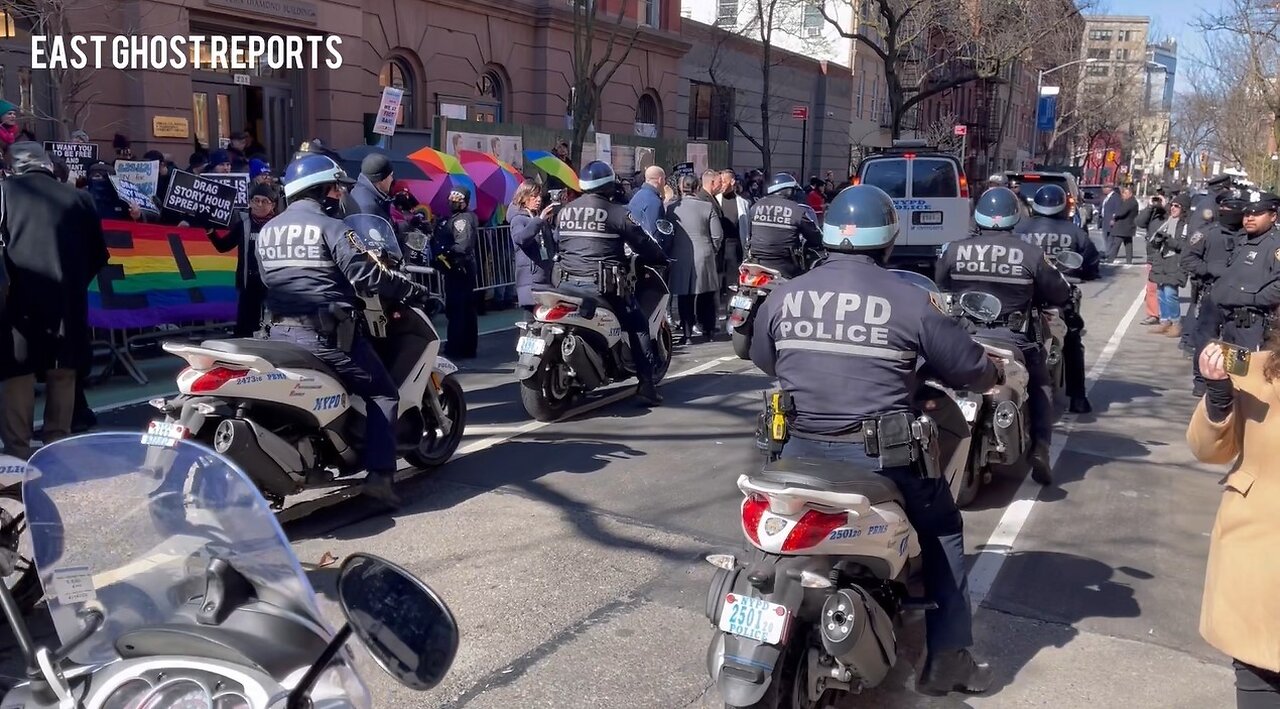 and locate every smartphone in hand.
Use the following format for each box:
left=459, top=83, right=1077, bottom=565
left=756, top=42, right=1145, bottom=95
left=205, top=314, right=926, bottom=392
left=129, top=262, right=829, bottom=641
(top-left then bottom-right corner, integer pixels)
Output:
left=1215, top=340, right=1252, bottom=376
